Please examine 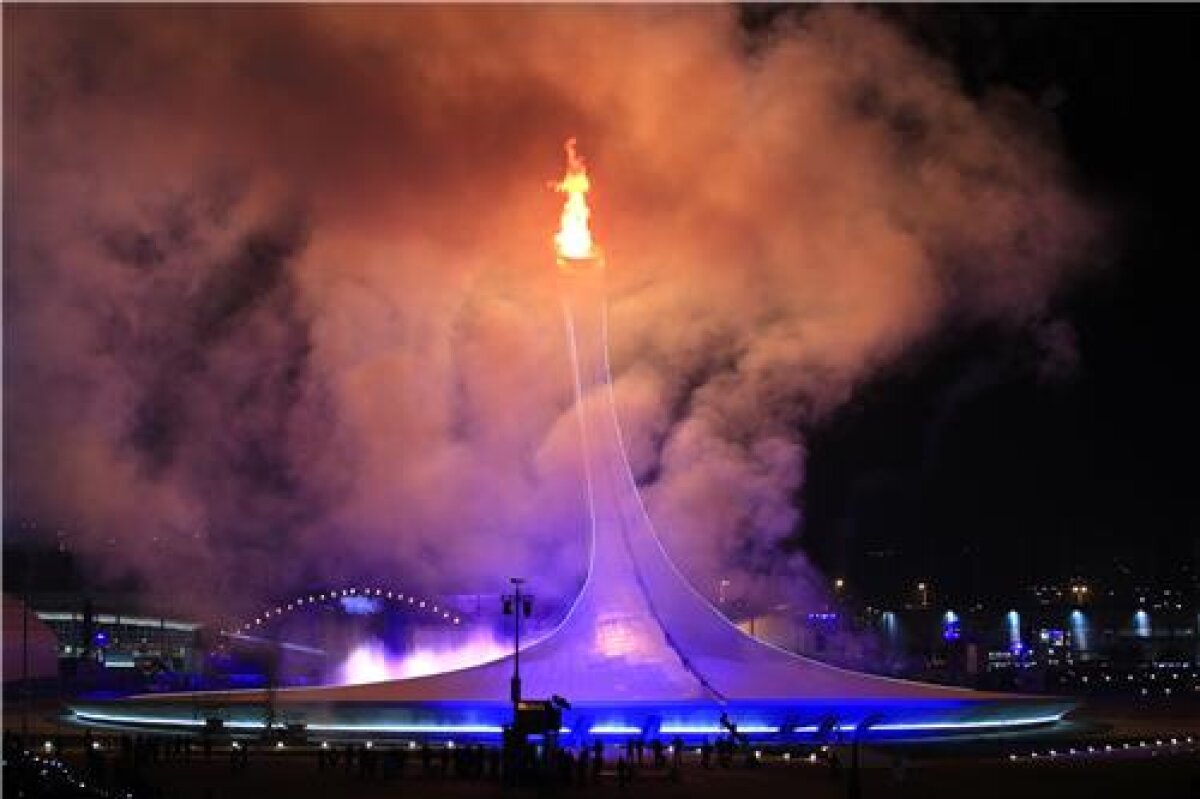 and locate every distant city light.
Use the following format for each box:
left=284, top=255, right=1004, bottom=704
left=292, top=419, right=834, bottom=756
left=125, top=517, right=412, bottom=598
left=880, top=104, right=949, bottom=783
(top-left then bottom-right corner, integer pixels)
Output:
left=1006, top=610, right=1021, bottom=650
left=1069, top=609, right=1089, bottom=651
left=942, top=610, right=961, bottom=641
